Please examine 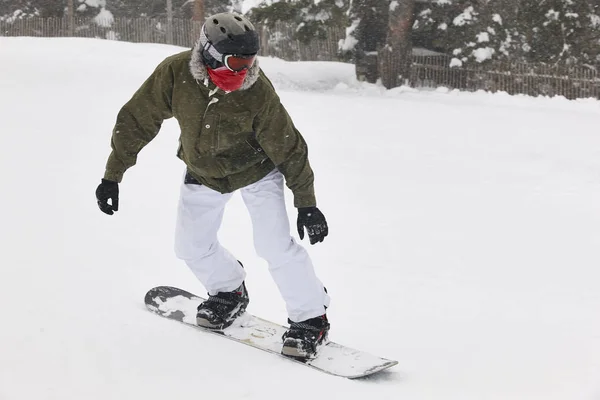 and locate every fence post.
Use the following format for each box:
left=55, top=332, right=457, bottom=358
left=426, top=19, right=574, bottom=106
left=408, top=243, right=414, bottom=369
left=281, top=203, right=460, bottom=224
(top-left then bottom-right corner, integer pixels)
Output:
left=259, top=25, right=269, bottom=57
